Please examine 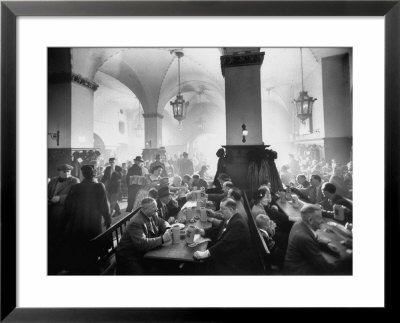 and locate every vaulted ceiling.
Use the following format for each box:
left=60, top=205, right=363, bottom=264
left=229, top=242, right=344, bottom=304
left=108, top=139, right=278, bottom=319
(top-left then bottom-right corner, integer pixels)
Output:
left=72, top=47, right=350, bottom=115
